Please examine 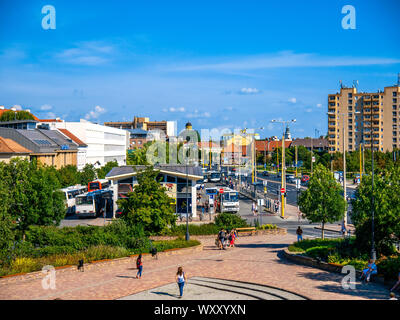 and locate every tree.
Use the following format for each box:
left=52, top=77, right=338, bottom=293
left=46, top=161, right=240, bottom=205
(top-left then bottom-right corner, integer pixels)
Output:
left=117, top=167, right=176, bottom=234
left=96, top=161, right=118, bottom=179
left=58, top=165, right=80, bottom=187
left=79, top=163, right=96, bottom=186
left=298, top=164, right=346, bottom=239
left=0, top=110, right=35, bottom=122
left=127, top=143, right=151, bottom=165
left=351, top=167, right=400, bottom=256
left=2, top=158, right=66, bottom=238
left=0, top=162, right=15, bottom=263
